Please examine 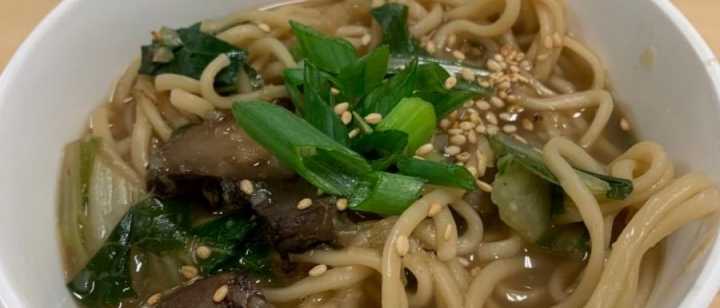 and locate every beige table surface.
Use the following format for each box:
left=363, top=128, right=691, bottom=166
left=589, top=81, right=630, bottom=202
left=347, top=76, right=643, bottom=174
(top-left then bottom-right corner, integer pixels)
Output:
left=1, top=0, right=720, bottom=307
